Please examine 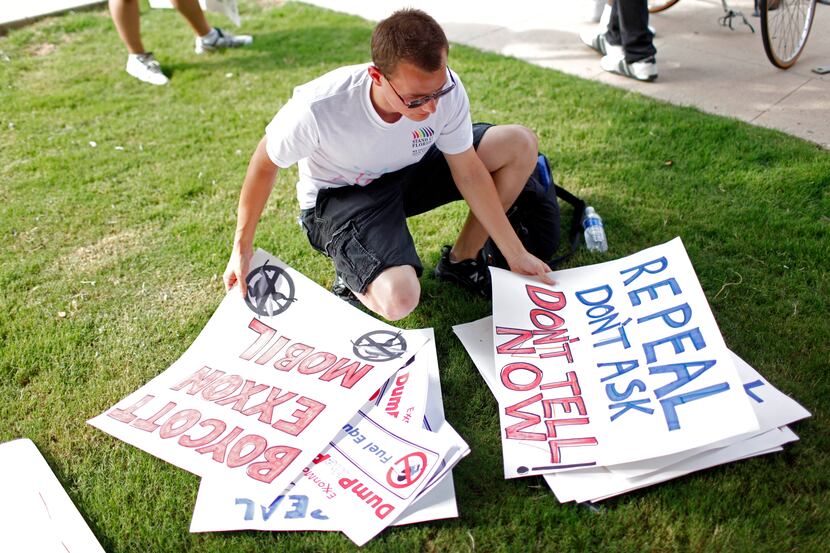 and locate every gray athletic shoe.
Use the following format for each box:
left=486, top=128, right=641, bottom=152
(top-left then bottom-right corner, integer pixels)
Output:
left=195, top=27, right=253, bottom=54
